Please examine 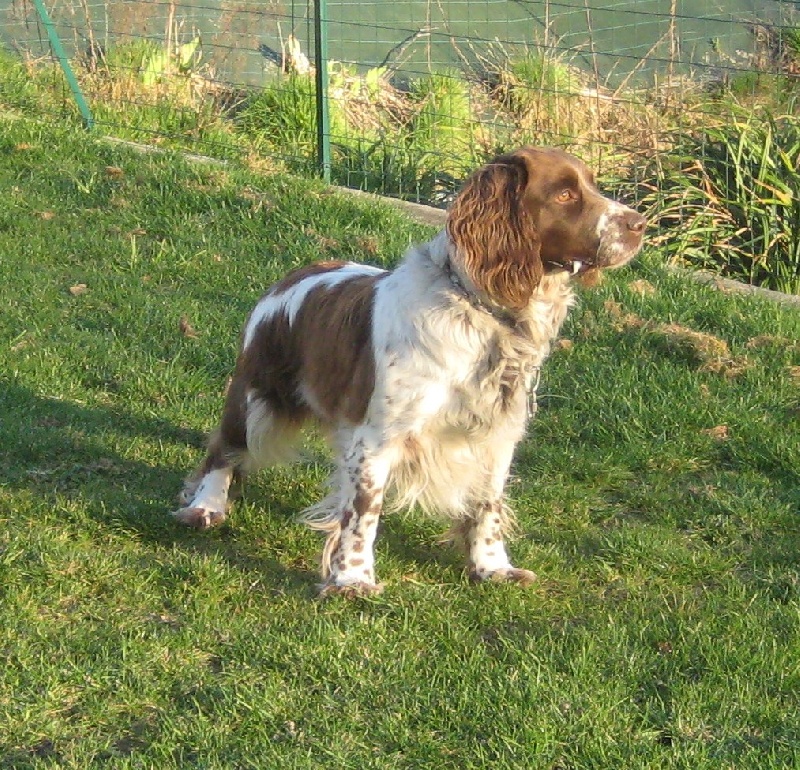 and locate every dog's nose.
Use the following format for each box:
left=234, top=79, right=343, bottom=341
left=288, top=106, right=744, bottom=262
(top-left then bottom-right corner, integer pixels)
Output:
left=627, top=214, right=647, bottom=234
